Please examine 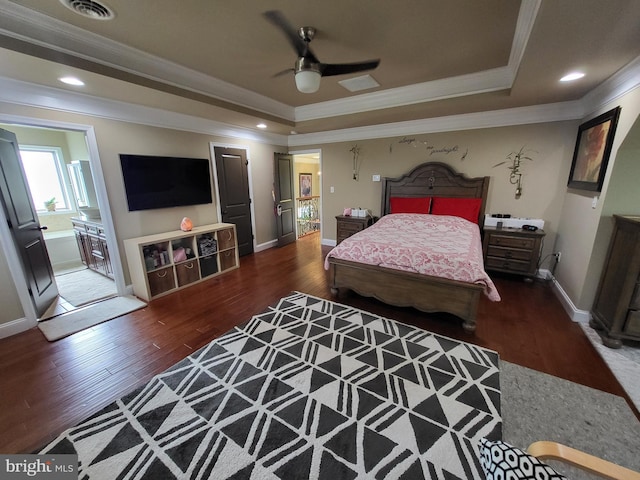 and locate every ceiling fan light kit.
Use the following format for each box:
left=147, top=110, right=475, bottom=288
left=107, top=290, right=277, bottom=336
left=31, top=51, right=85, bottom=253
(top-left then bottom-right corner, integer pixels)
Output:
left=264, top=10, right=380, bottom=94
left=295, top=70, right=322, bottom=93
left=295, top=57, right=321, bottom=93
